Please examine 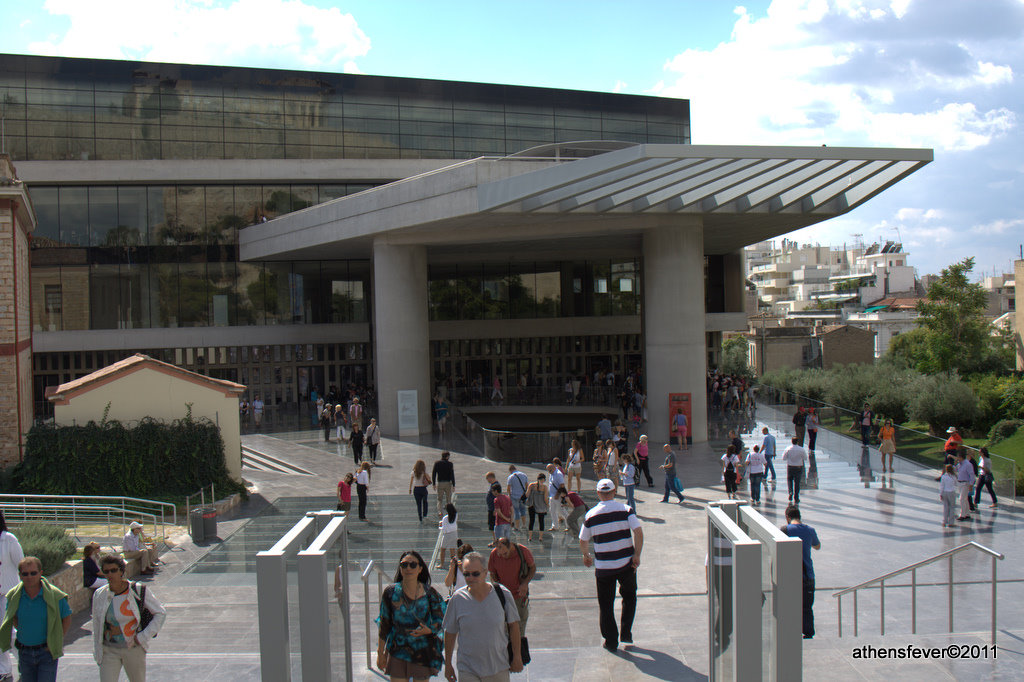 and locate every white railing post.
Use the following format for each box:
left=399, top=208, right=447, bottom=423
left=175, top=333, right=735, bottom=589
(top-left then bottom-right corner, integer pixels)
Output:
left=948, top=554, right=954, bottom=632
left=991, top=555, right=998, bottom=644
left=911, top=568, right=917, bottom=634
